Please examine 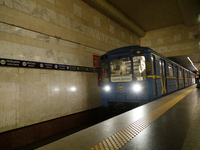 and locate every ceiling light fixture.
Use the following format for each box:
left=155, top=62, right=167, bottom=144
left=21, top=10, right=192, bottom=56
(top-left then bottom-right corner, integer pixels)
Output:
left=187, top=57, right=198, bottom=71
